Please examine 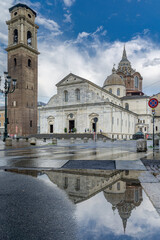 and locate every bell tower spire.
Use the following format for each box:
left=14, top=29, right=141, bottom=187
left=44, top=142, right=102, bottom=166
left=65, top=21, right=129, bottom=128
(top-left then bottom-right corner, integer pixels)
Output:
left=122, top=45, right=127, bottom=60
